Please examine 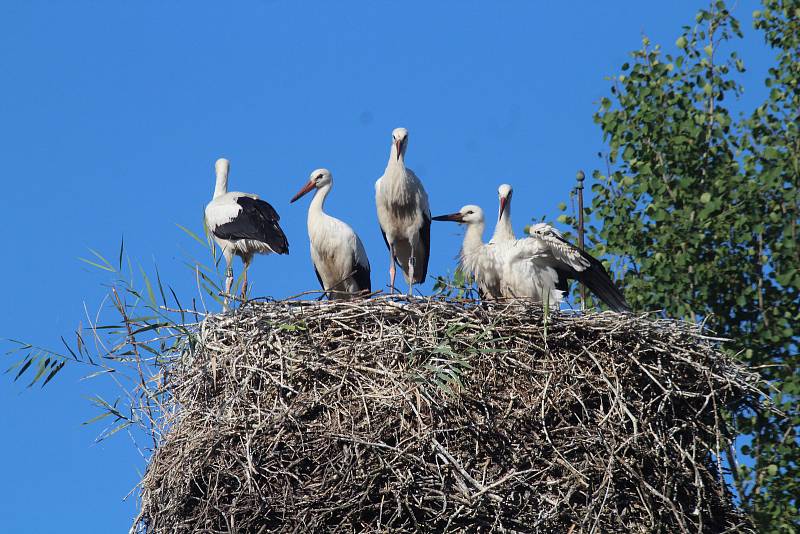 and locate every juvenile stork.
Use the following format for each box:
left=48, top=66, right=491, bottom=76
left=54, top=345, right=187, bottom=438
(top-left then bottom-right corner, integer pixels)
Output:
left=204, top=158, right=289, bottom=310
left=375, top=127, right=431, bottom=295
left=290, top=168, right=371, bottom=299
left=514, top=223, right=630, bottom=311
left=431, top=205, right=503, bottom=300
